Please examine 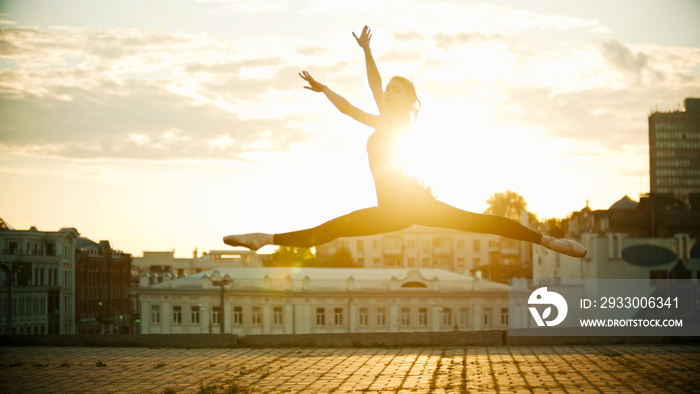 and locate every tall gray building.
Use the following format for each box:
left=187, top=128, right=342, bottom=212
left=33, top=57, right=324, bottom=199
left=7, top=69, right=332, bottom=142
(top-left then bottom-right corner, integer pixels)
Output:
left=648, top=98, right=700, bottom=199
